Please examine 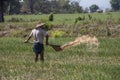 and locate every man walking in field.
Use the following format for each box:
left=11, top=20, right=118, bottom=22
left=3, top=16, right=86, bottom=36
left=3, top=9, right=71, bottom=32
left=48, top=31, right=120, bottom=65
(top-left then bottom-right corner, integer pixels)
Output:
left=25, top=22, right=49, bottom=62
